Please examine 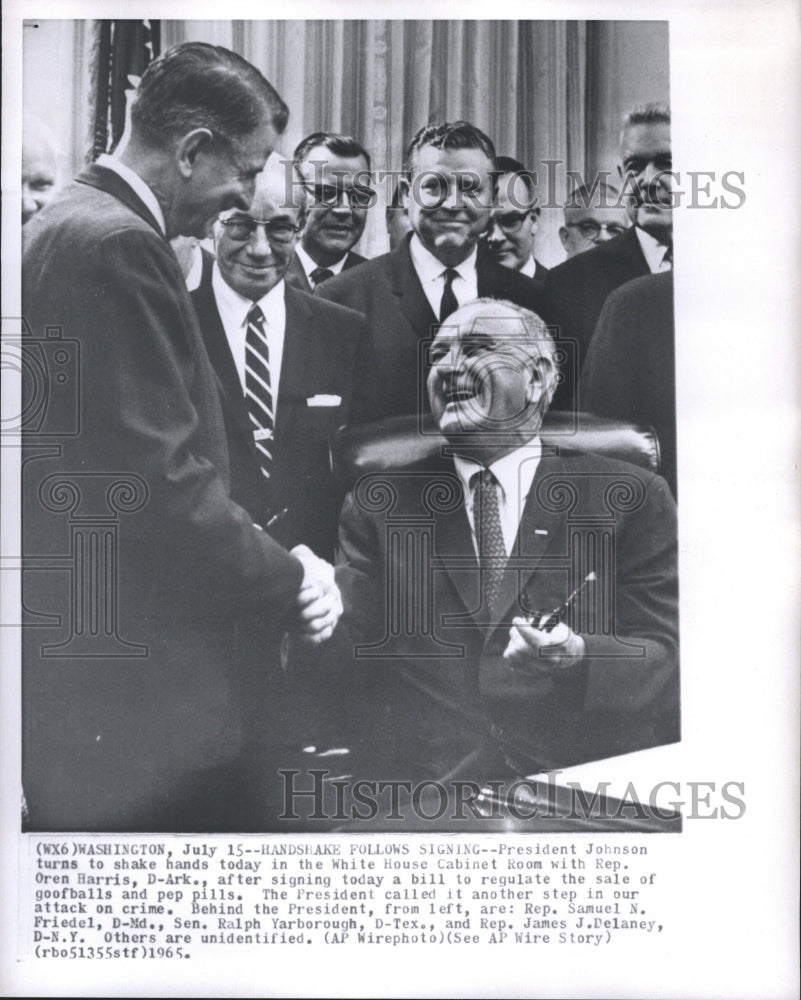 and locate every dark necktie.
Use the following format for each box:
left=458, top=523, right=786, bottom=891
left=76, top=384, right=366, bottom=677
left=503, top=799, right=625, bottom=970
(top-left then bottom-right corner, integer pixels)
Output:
left=661, top=244, right=673, bottom=270
left=244, top=303, right=274, bottom=479
left=439, top=267, right=459, bottom=322
left=310, top=266, right=334, bottom=288
left=471, top=468, right=507, bottom=619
